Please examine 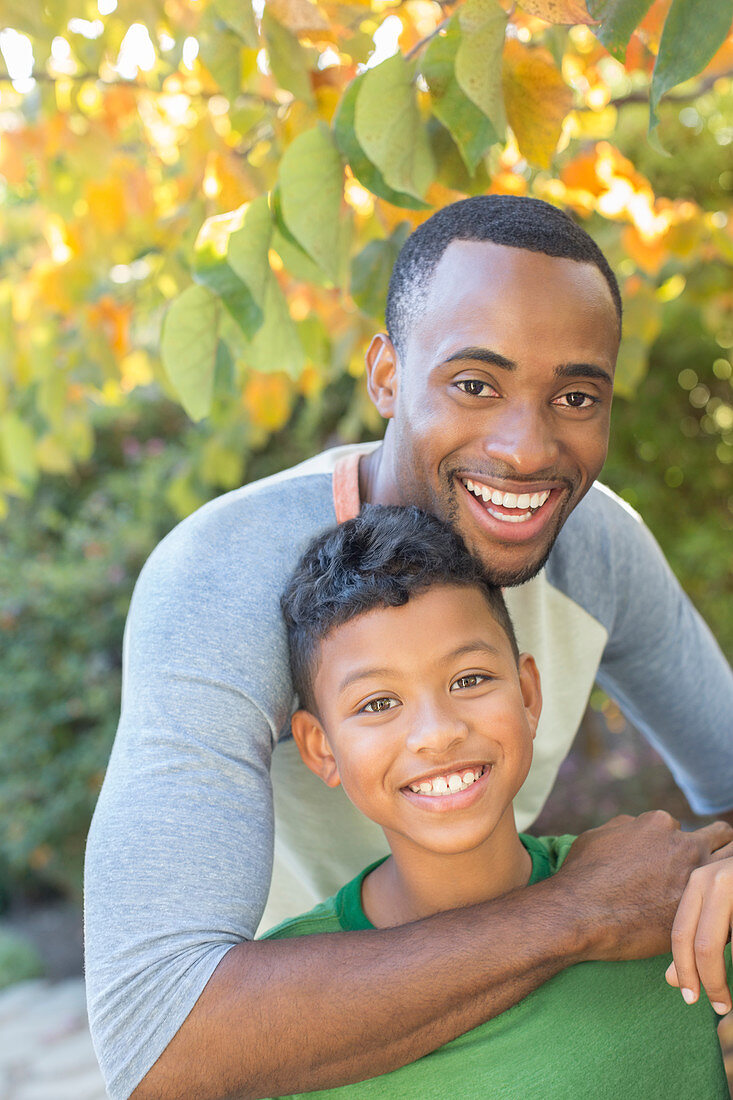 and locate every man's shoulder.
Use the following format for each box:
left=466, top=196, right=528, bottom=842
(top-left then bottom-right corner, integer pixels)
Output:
left=538, top=481, right=660, bottom=633
left=140, top=442, right=377, bottom=584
